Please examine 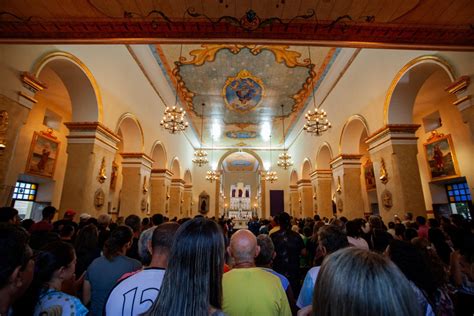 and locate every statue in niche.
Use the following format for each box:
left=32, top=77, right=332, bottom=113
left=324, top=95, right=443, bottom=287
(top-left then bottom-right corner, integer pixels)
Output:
left=381, top=189, right=393, bottom=210
left=141, top=198, right=147, bottom=211
left=200, top=199, right=207, bottom=212
left=199, top=191, right=210, bottom=214
left=94, top=188, right=105, bottom=210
